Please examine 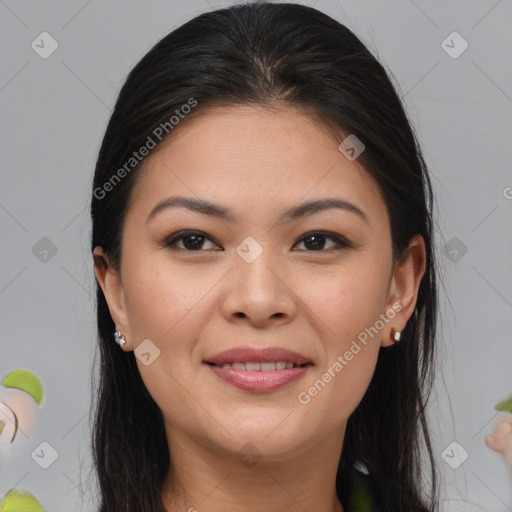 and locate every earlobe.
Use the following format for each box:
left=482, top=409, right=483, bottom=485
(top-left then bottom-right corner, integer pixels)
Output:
left=93, top=246, right=132, bottom=349
left=382, top=235, right=426, bottom=347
